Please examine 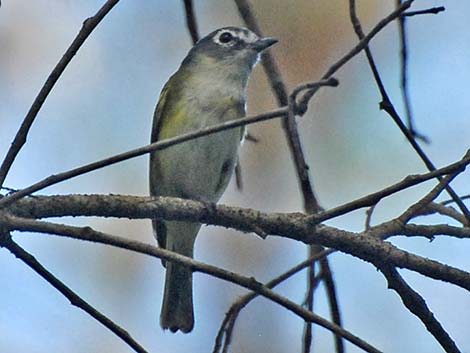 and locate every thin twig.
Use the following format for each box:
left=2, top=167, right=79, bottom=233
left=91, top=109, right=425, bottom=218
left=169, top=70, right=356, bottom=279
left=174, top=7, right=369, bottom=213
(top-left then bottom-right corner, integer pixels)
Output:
left=301, top=246, right=316, bottom=353
left=320, top=257, right=344, bottom=353
left=0, top=107, right=287, bottom=208
left=365, top=204, right=377, bottom=230
left=182, top=0, right=199, bottom=44
left=244, top=132, right=259, bottom=143
left=0, top=79, right=338, bottom=209
left=398, top=224, right=470, bottom=240
left=291, top=79, right=339, bottom=114
left=0, top=232, right=148, bottom=353
left=0, top=0, right=120, bottom=188
left=2, top=217, right=381, bottom=353
left=398, top=167, right=466, bottom=224
left=415, top=203, right=468, bottom=225
left=381, top=266, right=461, bottom=353
left=348, top=0, right=470, bottom=224
left=441, top=194, right=470, bottom=206
left=234, top=162, right=243, bottom=190
left=402, top=6, right=445, bottom=17
left=297, top=0, right=414, bottom=113
left=396, top=0, right=429, bottom=142
left=214, top=249, right=336, bottom=353
left=307, top=150, right=470, bottom=225
left=6, top=102, right=459, bottom=216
